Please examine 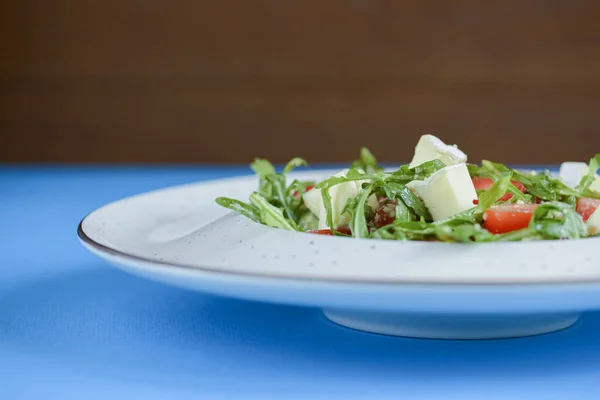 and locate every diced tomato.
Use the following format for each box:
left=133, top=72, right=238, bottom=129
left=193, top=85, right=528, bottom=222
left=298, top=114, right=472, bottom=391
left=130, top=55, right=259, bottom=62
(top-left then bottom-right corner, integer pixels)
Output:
left=576, top=198, right=600, bottom=222
left=472, top=177, right=526, bottom=201
left=307, top=229, right=333, bottom=235
left=483, top=204, right=539, bottom=234
left=373, top=199, right=398, bottom=228
left=293, top=185, right=315, bottom=199
left=307, top=226, right=352, bottom=236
